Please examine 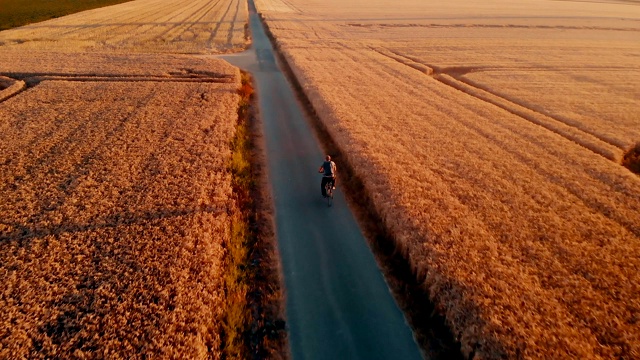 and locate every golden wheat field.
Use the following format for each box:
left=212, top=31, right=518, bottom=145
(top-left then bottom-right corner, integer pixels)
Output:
left=0, top=0, right=248, bottom=53
left=255, top=0, right=640, bottom=358
left=0, top=46, right=243, bottom=360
